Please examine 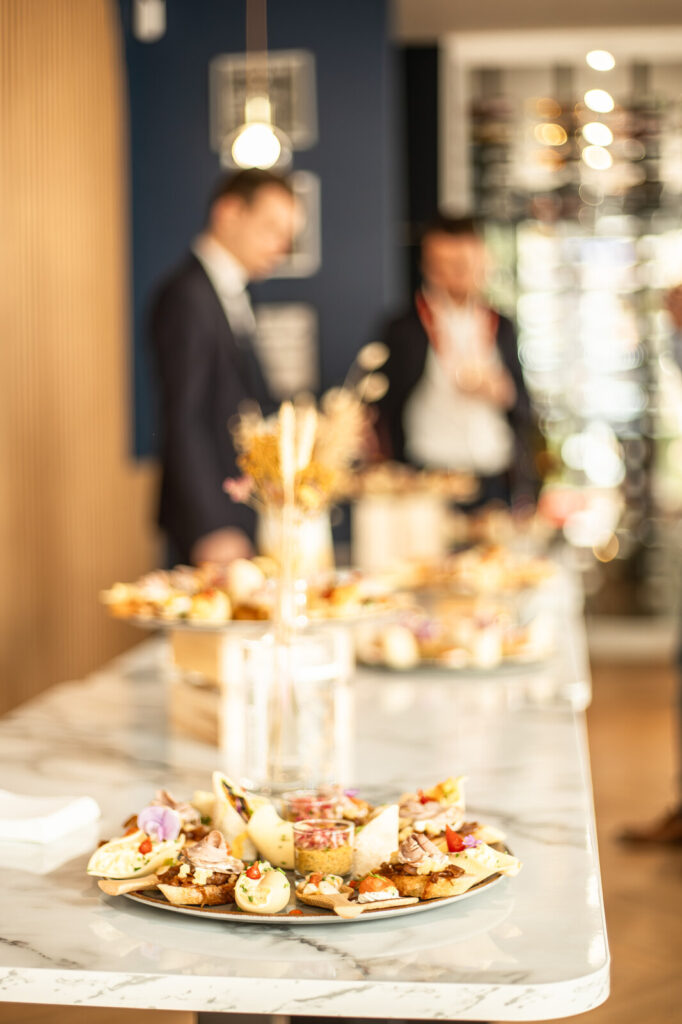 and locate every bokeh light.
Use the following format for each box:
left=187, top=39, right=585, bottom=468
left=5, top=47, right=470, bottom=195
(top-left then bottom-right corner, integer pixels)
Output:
left=582, top=145, right=613, bottom=170
left=584, top=89, right=615, bottom=113
left=582, top=122, right=613, bottom=146
left=534, top=122, right=568, bottom=146
left=586, top=50, right=616, bottom=72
